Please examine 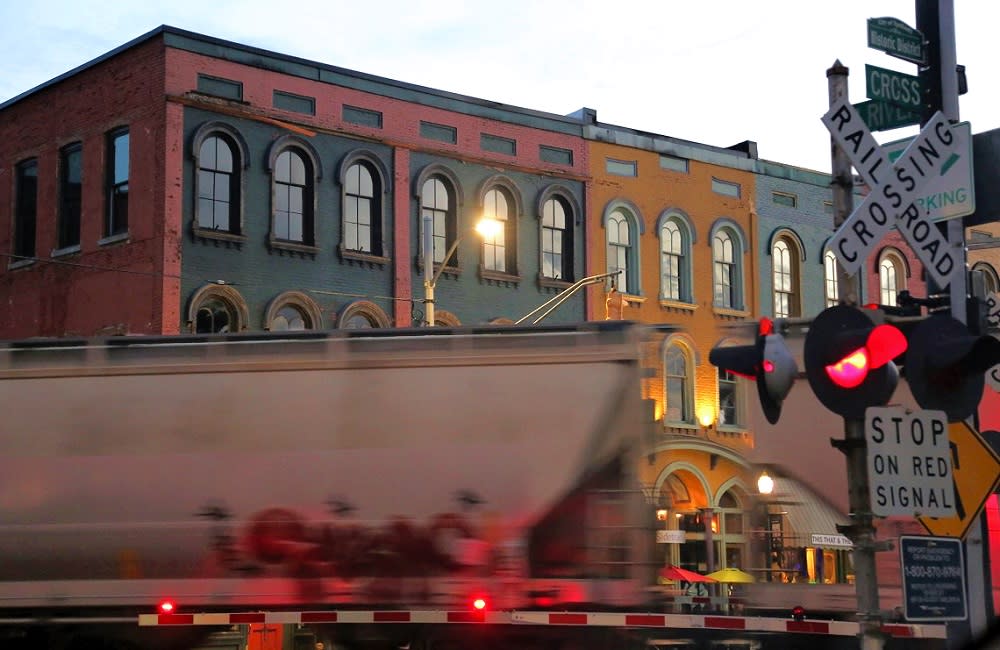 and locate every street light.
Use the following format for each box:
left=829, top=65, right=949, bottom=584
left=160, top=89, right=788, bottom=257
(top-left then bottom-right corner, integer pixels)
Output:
left=421, top=214, right=500, bottom=327
left=757, top=471, right=774, bottom=496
